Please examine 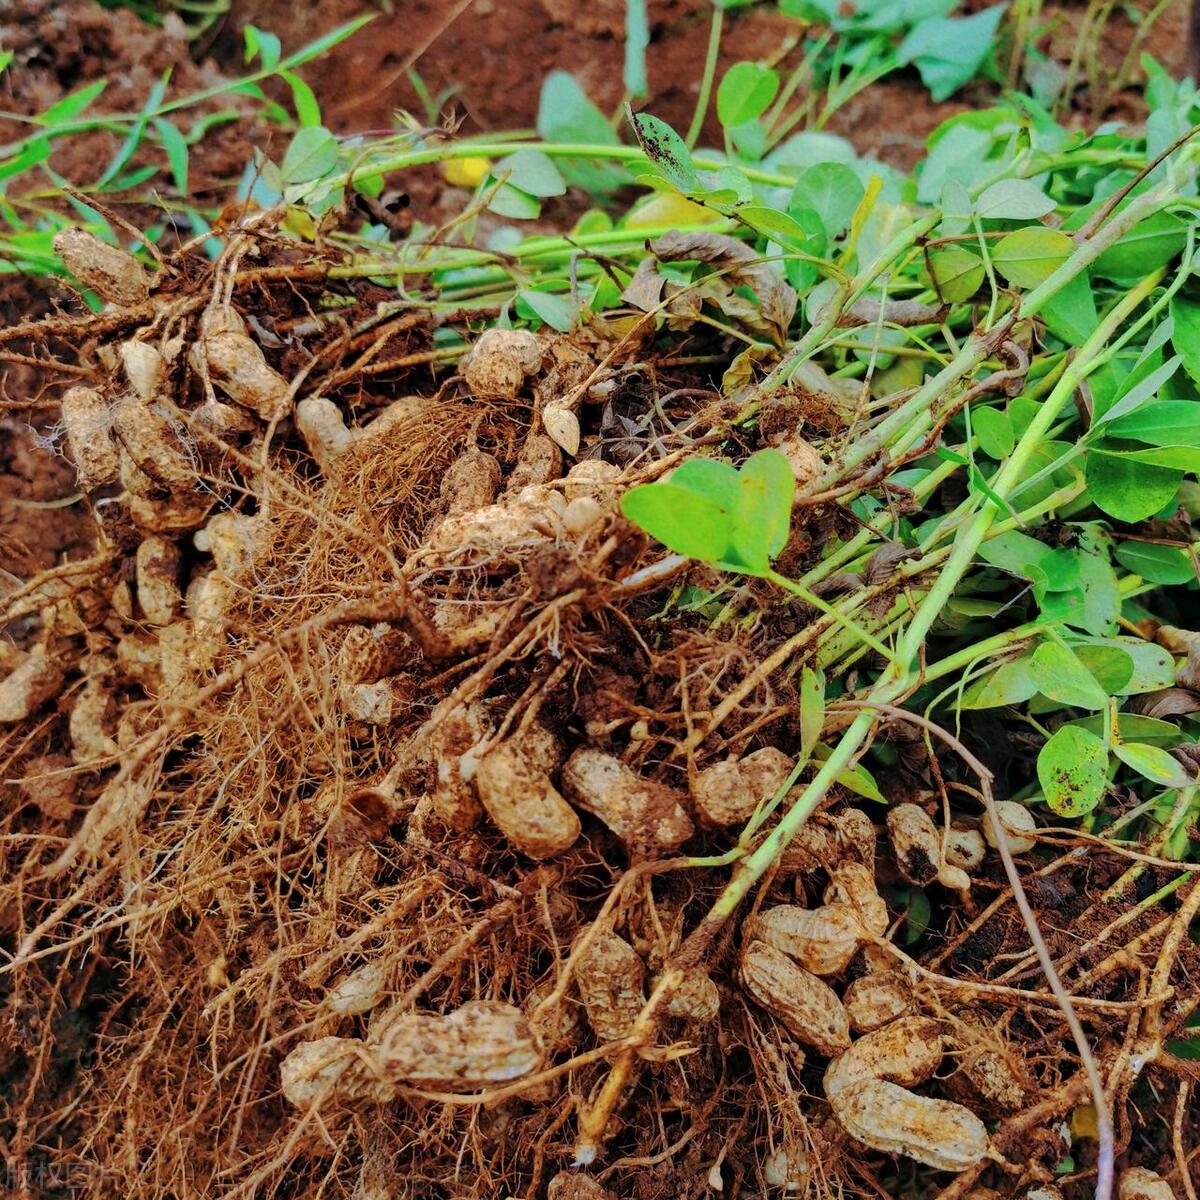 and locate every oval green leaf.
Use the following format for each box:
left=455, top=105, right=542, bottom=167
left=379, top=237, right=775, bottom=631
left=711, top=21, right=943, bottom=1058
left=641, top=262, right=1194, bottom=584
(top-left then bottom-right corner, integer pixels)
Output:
left=929, top=245, right=984, bottom=302
left=621, top=482, right=731, bottom=561
left=1030, top=642, right=1111, bottom=710
left=1113, top=742, right=1192, bottom=789
left=1038, top=725, right=1108, bottom=817
left=992, top=227, right=1072, bottom=288
left=281, top=125, right=338, bottom=185
left=717, top=62, right=780, bottom=129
